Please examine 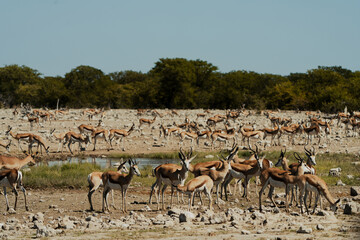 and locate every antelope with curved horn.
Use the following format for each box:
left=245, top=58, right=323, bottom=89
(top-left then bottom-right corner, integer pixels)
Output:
left=102, top=158, right=141, bottom=213
left=303, top=123, right=320, bottom=145
left=0, top=169, right=29, bottom=212
left=5, top=126, right=33, bottom=152
left=63, top=131, right=91, bottom=155
left=149, top=147, right=196, bottom=210
left=298, top=174, right=340, bottom=214
left=222, top=144, right=273, bottom=201
left=139, top=116, right=156, bottom=133
left=28, top=134, right=49, bottom=155
left=198, top=147, right=238, bottom=205
left=173, top=175, right=214, bottom=211
left=109, top=123, right=135, bottom=149
left=238, top=125, right=264, bottom=146
left=88, top=160, right=128, bottom=211
left=258, top=152, right=311, bottom=212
